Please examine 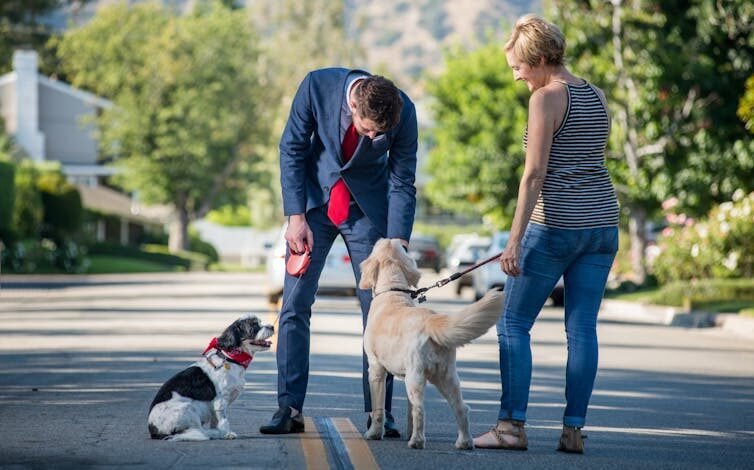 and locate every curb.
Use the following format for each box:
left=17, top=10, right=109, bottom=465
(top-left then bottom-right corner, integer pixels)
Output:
left=599, top=299, right=754, bottom=338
